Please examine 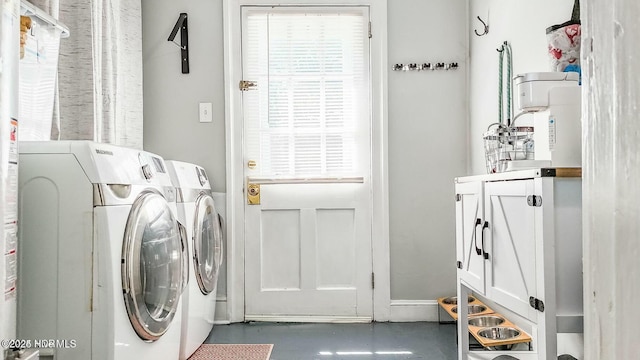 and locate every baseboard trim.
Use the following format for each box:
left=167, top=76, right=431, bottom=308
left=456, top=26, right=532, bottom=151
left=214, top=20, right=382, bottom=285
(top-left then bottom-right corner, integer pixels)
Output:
left=214, top=299, right=228, bottom=323
left=389, top=300, right=440, bottom=322
left=244, top=315, right=372, bottom=323
left=222, top=301, right=443, bottom=323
